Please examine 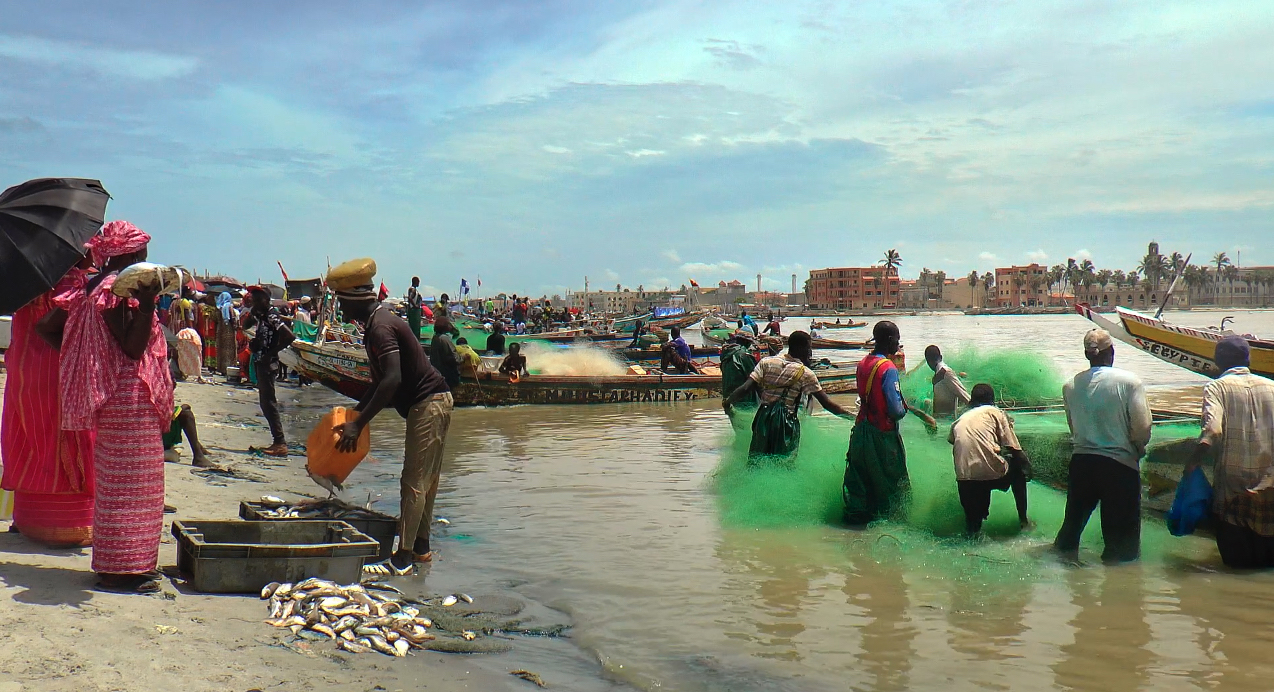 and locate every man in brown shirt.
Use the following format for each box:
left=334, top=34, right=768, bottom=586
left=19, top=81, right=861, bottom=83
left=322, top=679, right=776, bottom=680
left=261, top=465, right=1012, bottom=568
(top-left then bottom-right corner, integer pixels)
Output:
left=330, top=258, right=452, bottom=575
